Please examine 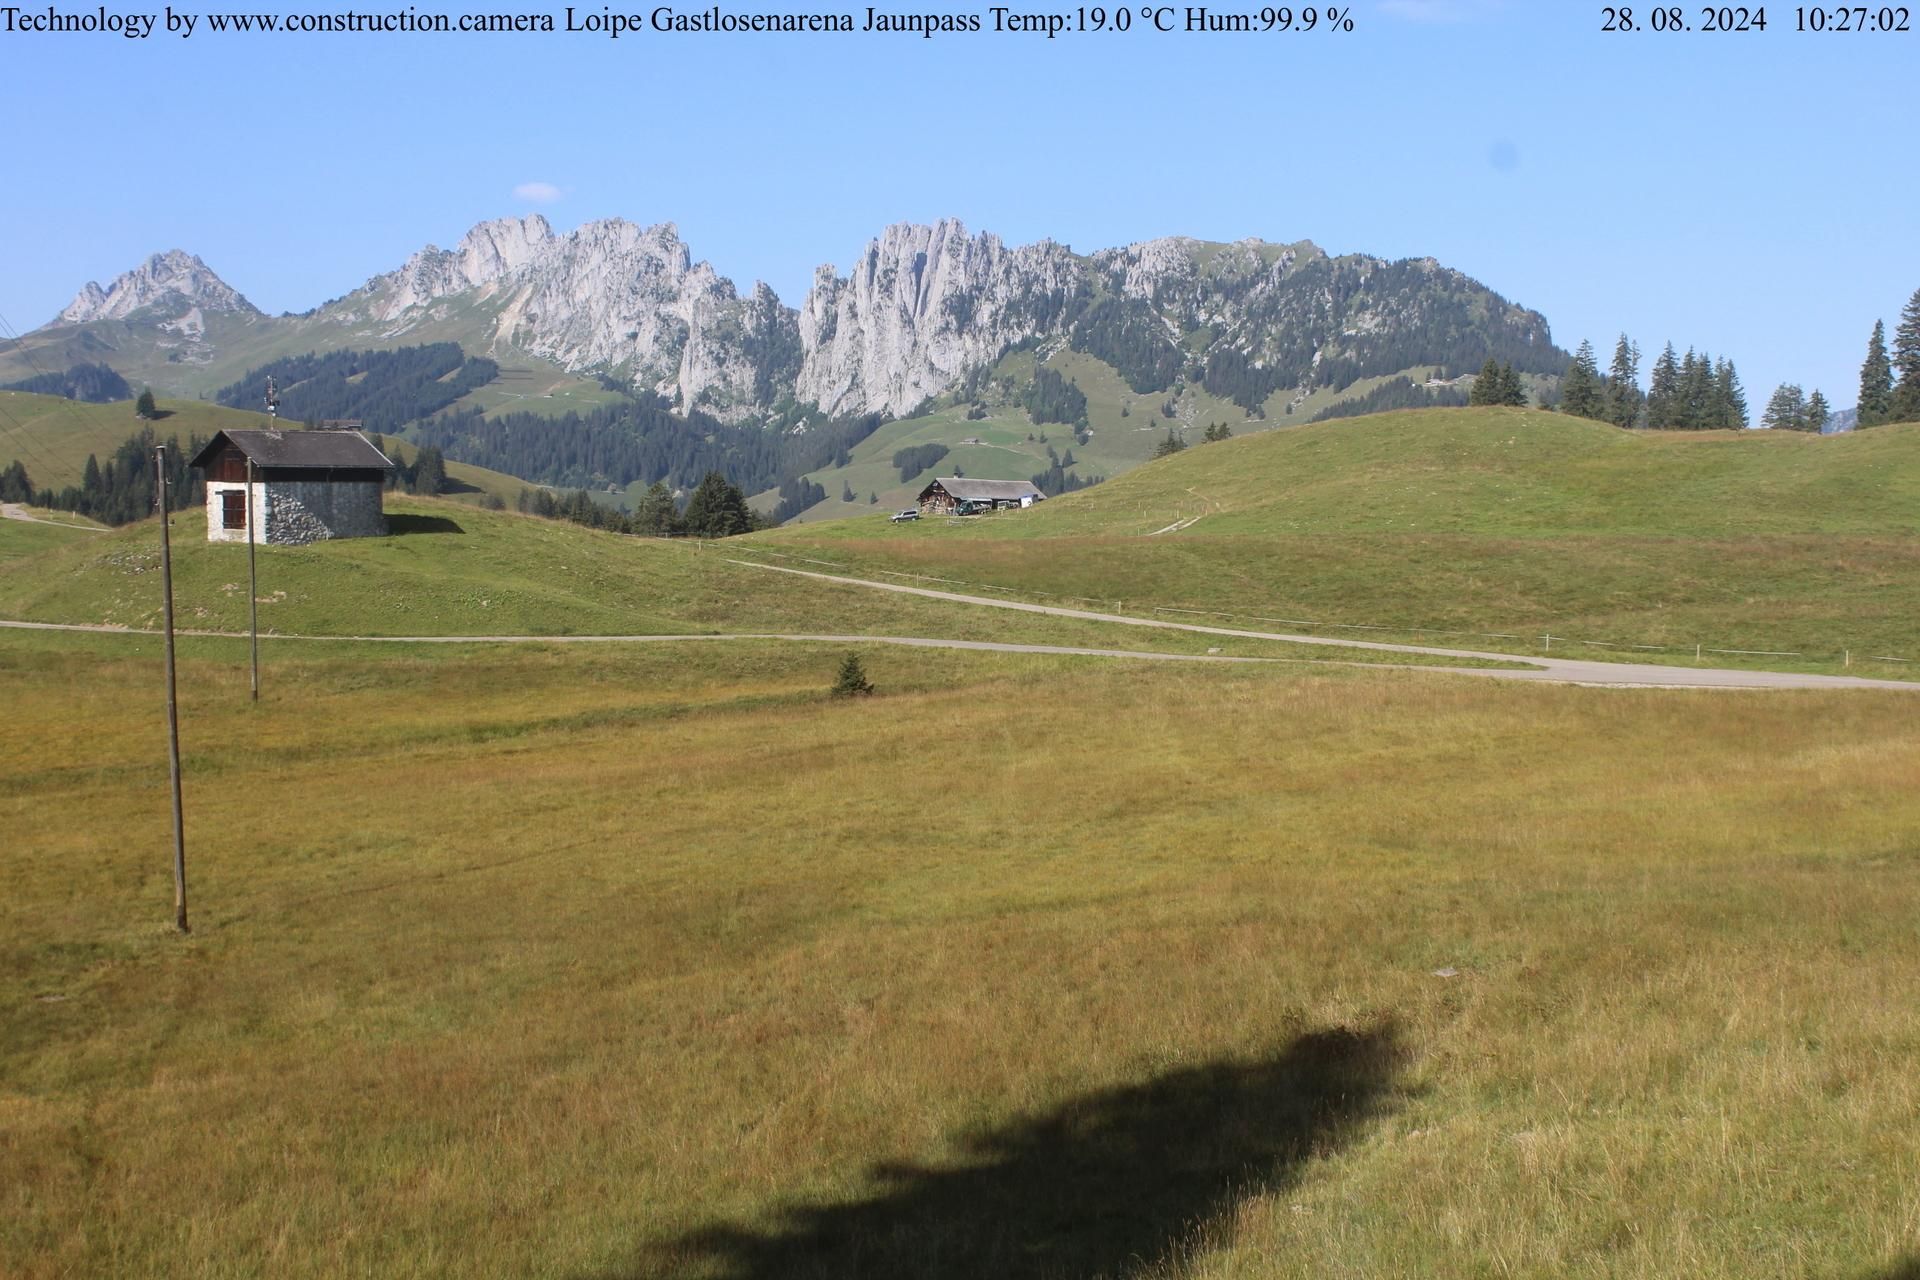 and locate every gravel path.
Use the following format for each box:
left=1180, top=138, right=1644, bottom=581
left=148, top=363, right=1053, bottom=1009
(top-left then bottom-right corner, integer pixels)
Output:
left=5, top=559, right=1913, bottom=693
left=0, top=503, right=101, bottom=530
left=724, top=559, right=1920, bottom=692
